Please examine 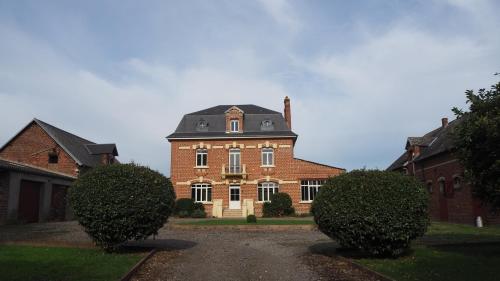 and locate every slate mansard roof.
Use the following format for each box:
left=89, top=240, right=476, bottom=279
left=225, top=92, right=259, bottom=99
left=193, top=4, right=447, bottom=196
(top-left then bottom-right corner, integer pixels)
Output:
left=387, top=118, right=462, bottom=171
left=0, top=119, right=118, bottom=168
left=167, top=104, right=298, bottom=140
